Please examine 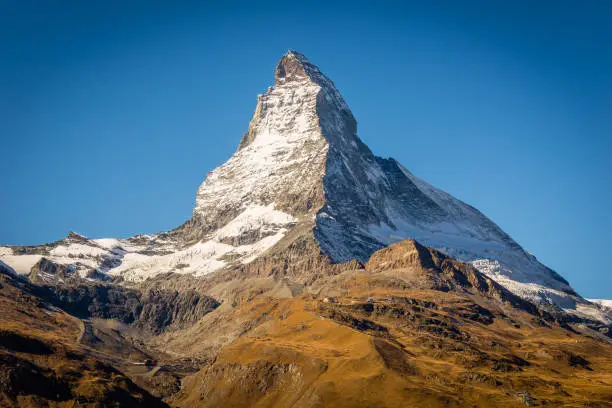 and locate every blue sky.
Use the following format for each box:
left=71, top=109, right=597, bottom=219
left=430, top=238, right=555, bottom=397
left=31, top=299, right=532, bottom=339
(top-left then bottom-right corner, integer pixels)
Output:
left=1, top=1, right=610, bottom=298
